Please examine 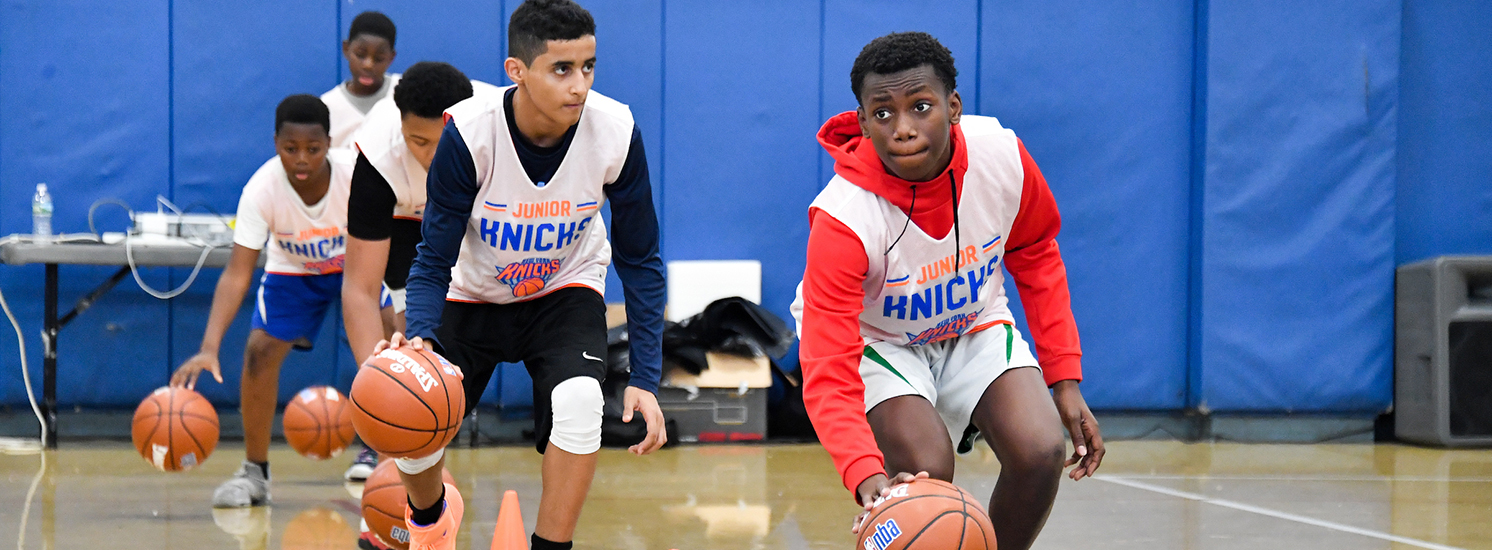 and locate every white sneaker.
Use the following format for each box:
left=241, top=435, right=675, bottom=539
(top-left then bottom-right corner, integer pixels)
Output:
left=344, top=445, right=378, bottom=481
left=213, top=460, right=271, bottom=508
